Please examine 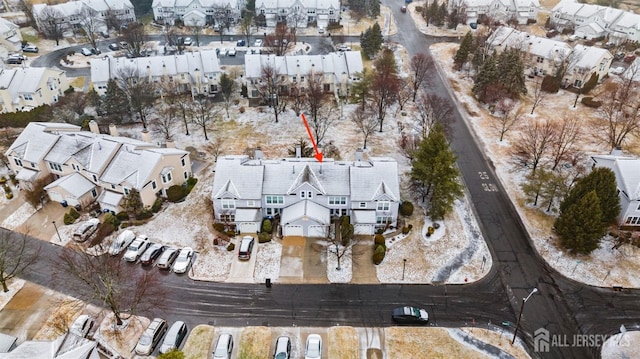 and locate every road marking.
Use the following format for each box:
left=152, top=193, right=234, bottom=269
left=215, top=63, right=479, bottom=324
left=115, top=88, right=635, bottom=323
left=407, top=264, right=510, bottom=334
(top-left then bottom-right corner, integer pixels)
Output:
left=482, top=183, right=499, bottom=192
left=478, top=171, right=489, bottom=180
